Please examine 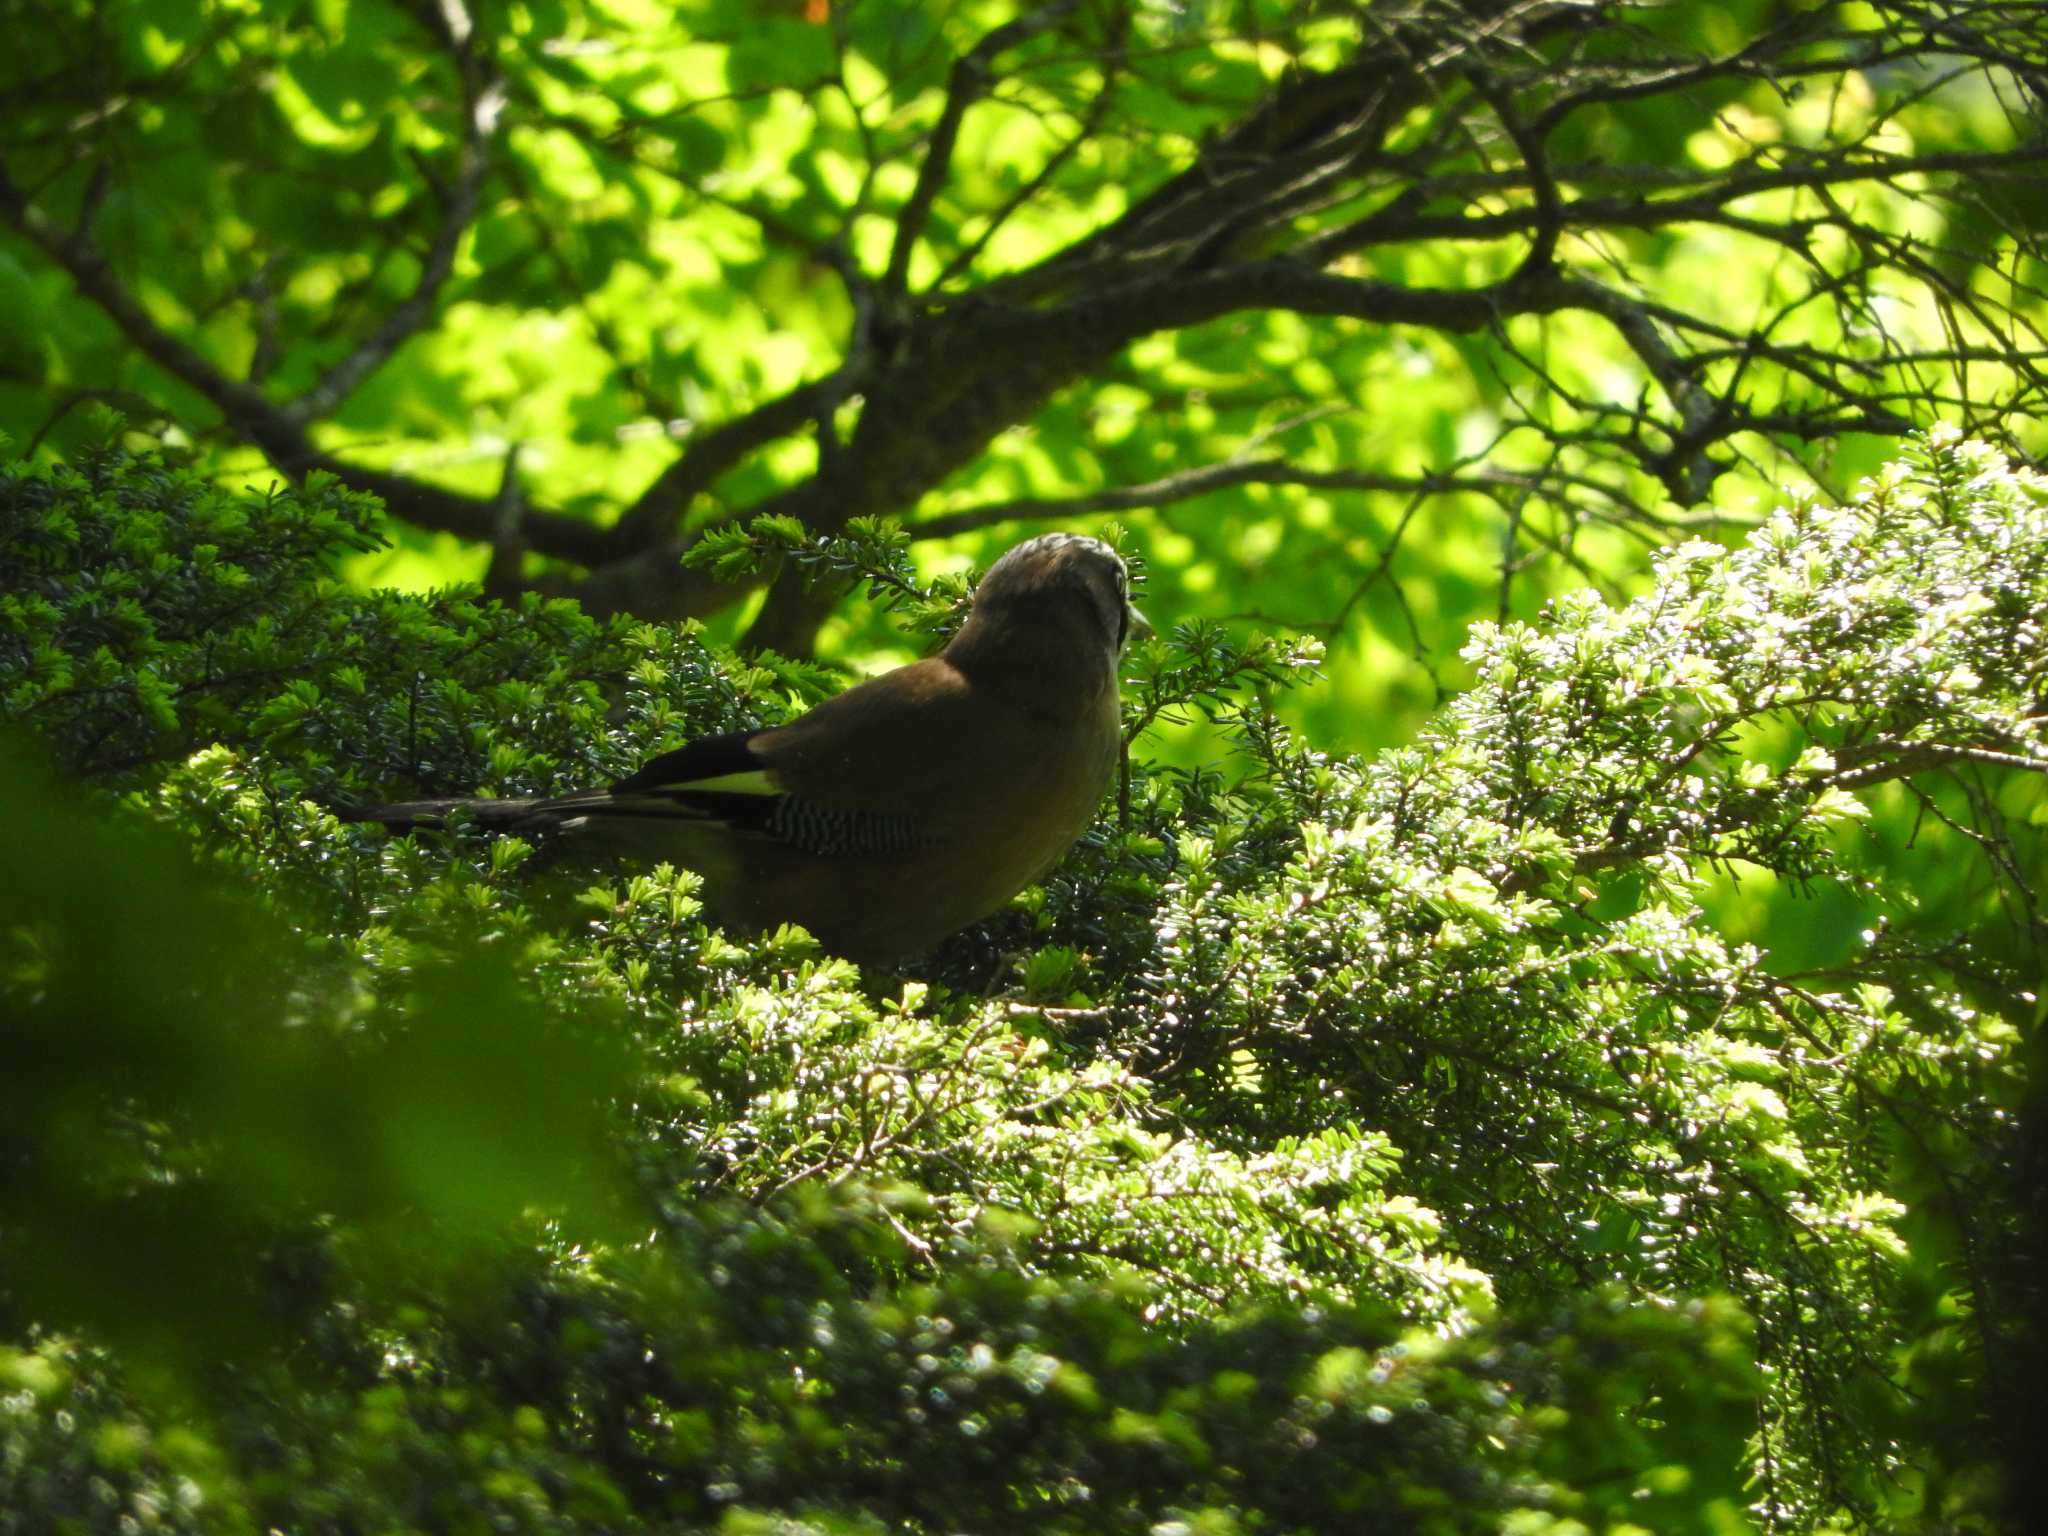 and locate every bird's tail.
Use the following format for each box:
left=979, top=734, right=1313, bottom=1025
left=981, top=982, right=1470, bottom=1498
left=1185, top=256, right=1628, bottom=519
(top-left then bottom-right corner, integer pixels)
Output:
left=333, top=795, right=551, bottom=834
